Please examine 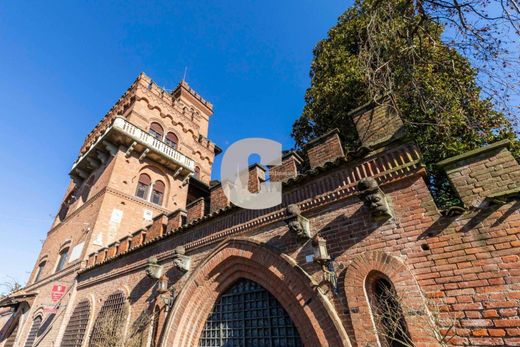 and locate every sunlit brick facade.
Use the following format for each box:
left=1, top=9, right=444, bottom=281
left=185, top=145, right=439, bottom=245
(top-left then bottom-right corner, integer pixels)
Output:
left=1, top=74, right=520, bottom=347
